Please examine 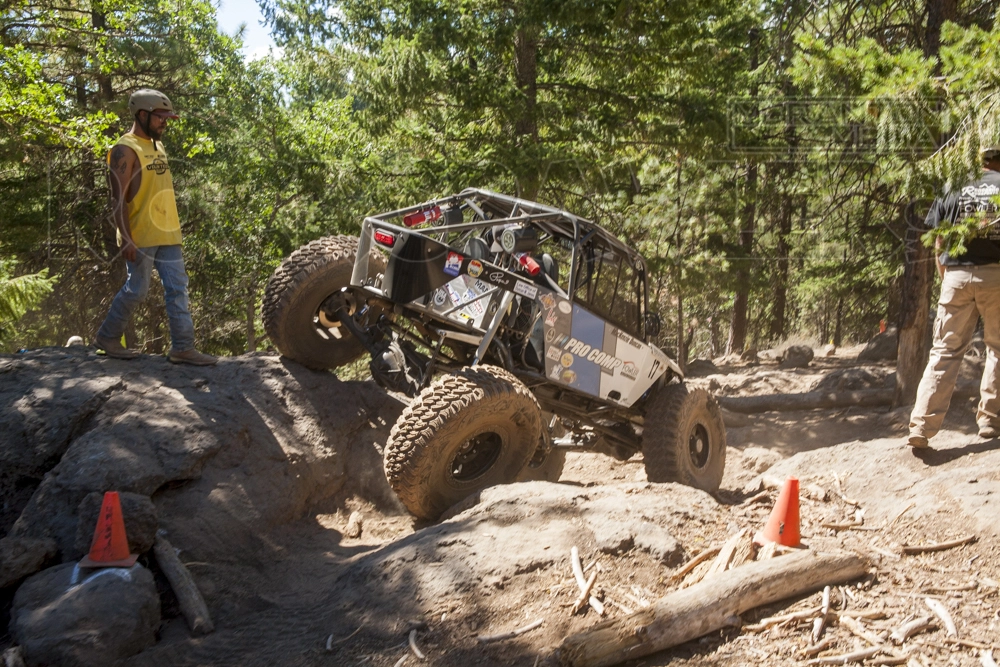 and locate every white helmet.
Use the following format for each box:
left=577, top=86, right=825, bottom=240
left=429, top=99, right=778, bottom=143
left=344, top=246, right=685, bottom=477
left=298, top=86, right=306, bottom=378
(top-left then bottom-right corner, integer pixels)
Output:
left=128, top=89, right=179, bottom=119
